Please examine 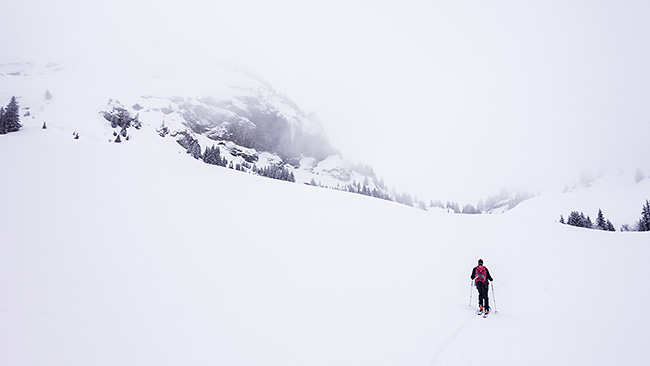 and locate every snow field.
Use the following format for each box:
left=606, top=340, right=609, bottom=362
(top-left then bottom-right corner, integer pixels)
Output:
left=2, top=131, right=649, bottom=365
left=1, top=66, right=650, bottom=365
